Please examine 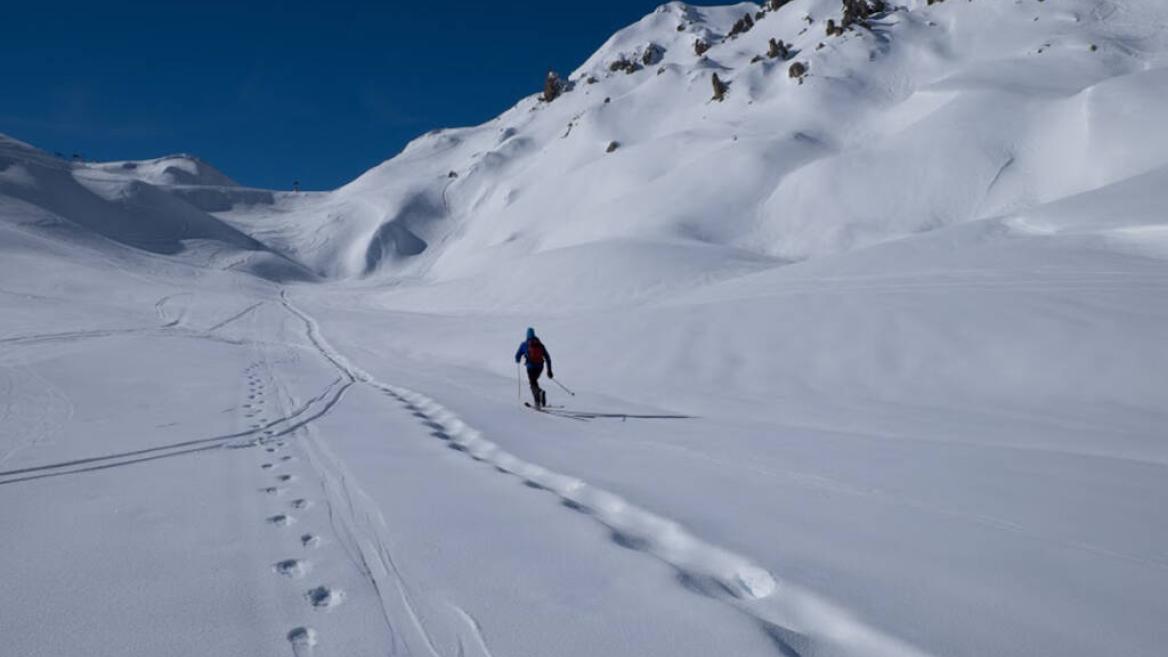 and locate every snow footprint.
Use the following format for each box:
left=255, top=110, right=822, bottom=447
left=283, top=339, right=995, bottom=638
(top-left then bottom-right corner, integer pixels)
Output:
left=267, top=514, right=296, bottom=527
left=287, top=626, right=318, bottom=652
left=301, top=534, right=322, bottom=548
left=306, top=586, right=344, bottom=609
left=275, top=559, right=311, bottom=578
left=290, top=498, right=311, bottom=510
